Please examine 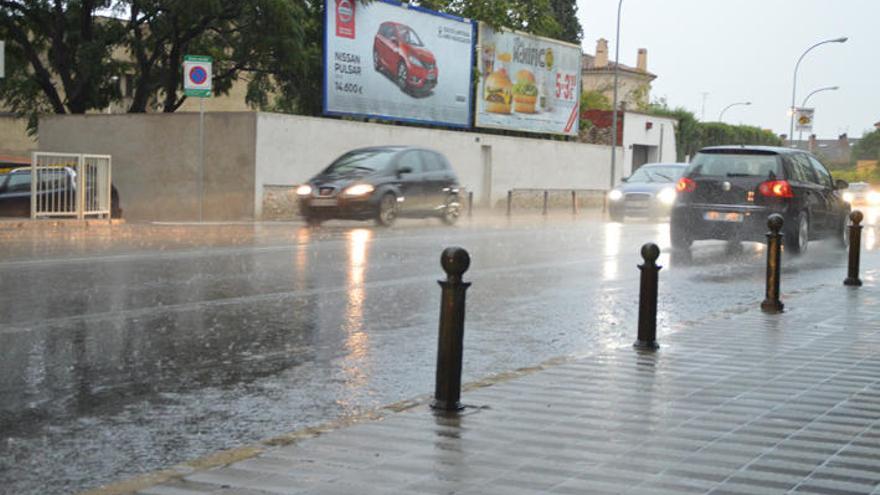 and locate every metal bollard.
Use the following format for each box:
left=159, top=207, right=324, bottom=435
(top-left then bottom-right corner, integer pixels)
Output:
left=468, top=191, right=474, bottom=218
left=634, top=243, right=661, bottom=351
left=761, top=214, right=785, bottom=314
left=432, top=247, right=471, bottom=412
left=542, top=190, right=549, bottom=216
left=844, top=210, right=864, bottom=287
left=572, top=190, right=578, bottom=215
left=506, top=190, right=512, bottom=217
